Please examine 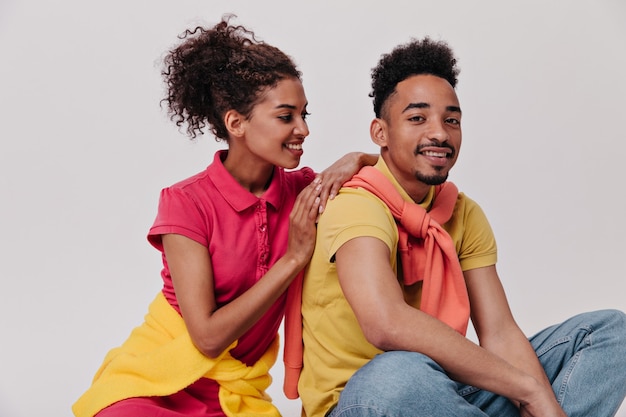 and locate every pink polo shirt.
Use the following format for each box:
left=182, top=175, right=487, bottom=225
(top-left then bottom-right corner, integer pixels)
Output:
left=148, top=150, right=315, bottom=366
